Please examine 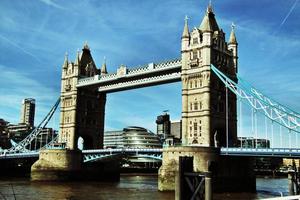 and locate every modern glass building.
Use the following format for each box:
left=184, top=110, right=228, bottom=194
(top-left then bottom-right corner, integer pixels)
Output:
left=104, top=126, right=162, bottom=168
left=104, top=126, right=162, bottom=149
